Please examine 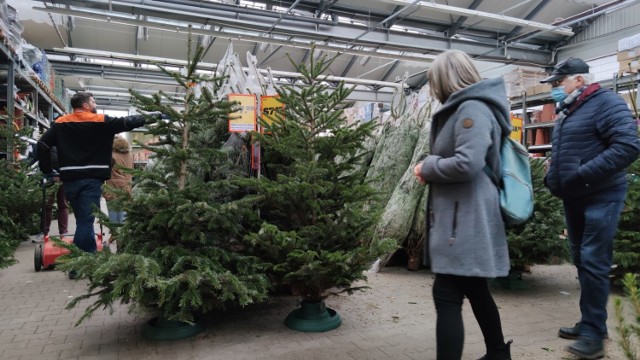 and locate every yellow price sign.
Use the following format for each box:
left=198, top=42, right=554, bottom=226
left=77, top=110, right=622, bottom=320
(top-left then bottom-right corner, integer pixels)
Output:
left=260, top=95, right=284, bottom=133
left=510, top=117, right=523, bottom=144
left=228, top=94, right=257, bottom=133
